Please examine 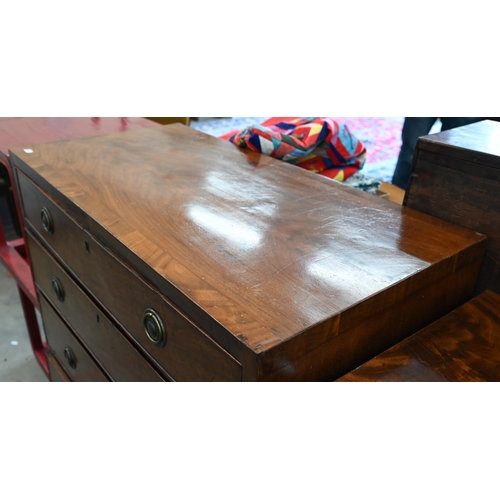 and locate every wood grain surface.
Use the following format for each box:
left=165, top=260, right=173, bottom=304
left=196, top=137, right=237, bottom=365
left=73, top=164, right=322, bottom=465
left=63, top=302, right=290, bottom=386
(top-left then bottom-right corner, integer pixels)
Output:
left=11, top=124, right=488, bottom=380
left=27, top=232, right=167, bottom=382
left=379, top=182, right=405, bottom=204
left=40, top=294, right=109, bottom=382
left=21, top=184, right=242, bottom=381
left=405, top=119, right=500, bottom=165
left=405, top=119, right=500, bottom=296
left=337, top=290, right=500, bottom=382
left=47, top=352, right=71, bottom=382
